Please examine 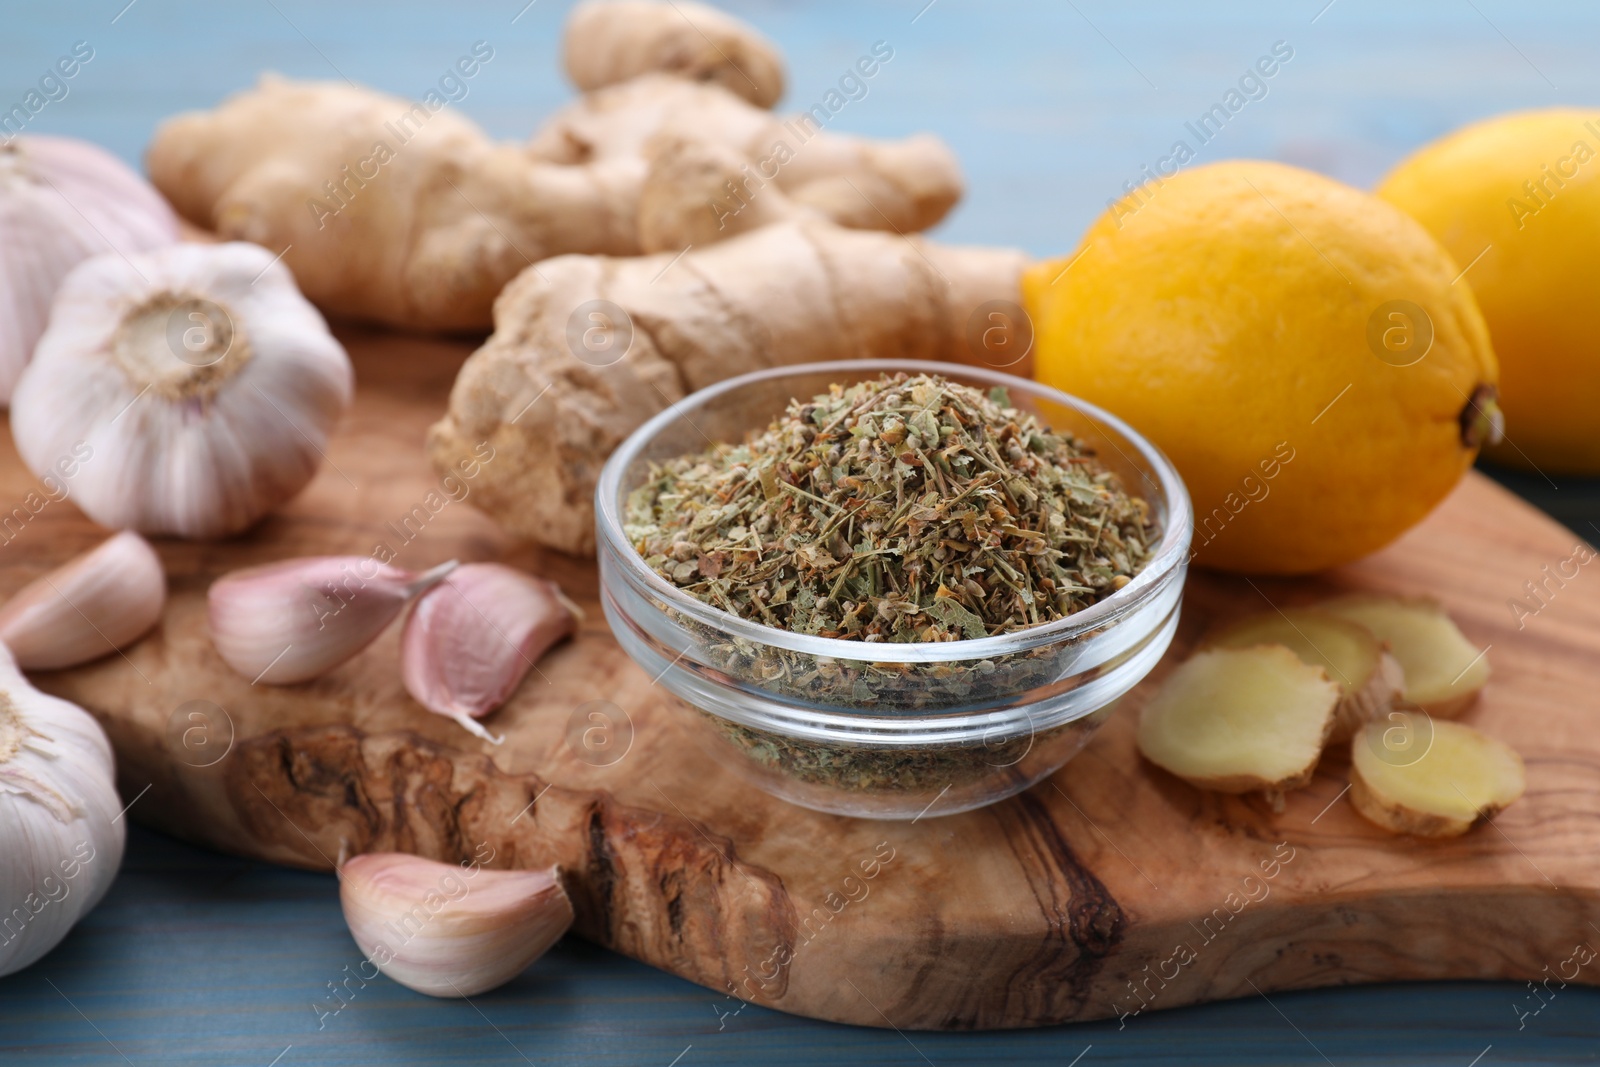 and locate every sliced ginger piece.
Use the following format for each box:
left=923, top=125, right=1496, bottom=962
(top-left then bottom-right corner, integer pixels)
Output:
left=1319, top=594, right=1488, bottom=716
left=1205, top=607, right=1403, bottom=743
left=1350, top=712, right=1524, bottom=837
left=1137, top=646, right=1341, bottom=795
